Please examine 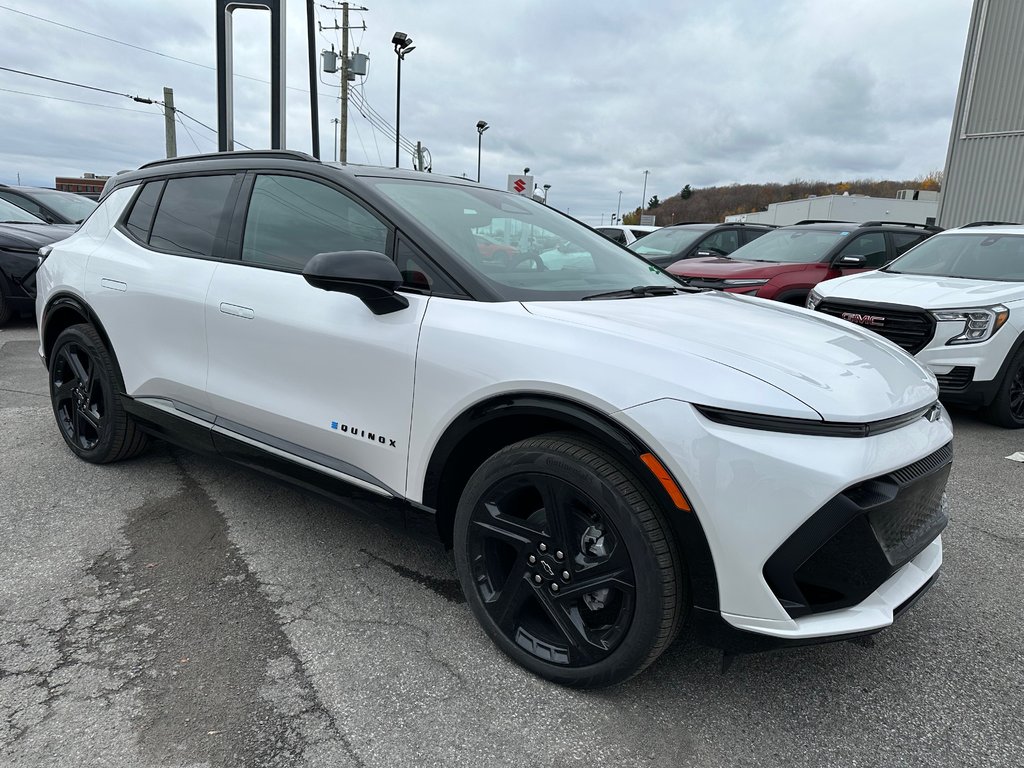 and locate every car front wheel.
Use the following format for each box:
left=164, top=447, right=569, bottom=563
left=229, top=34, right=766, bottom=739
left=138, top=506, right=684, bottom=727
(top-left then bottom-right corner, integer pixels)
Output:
left=49, top=324, right=149, bottom=462
left=454, top=433, right=685, bottom=688
left=983, top=345, right=1024, bottom=428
